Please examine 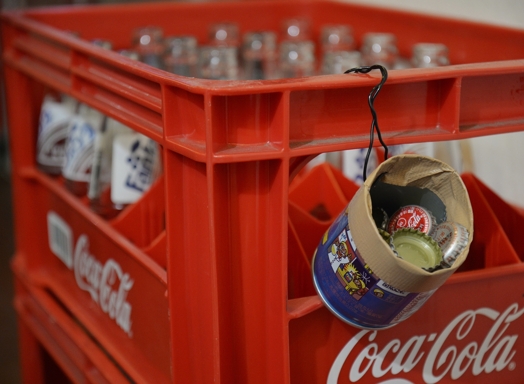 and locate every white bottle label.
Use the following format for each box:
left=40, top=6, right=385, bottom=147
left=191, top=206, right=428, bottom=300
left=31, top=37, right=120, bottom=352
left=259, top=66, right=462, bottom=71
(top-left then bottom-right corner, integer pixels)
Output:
left=111, top=133, right=160, bottom=205
left=37, top=96, right=75, bottom=168
left=62, top=105, right=104, bottom=182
